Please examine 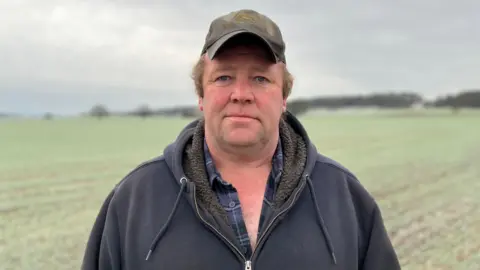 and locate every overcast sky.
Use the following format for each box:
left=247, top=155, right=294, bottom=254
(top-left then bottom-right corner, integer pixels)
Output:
left=1, top=0, right=479, bottom=115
